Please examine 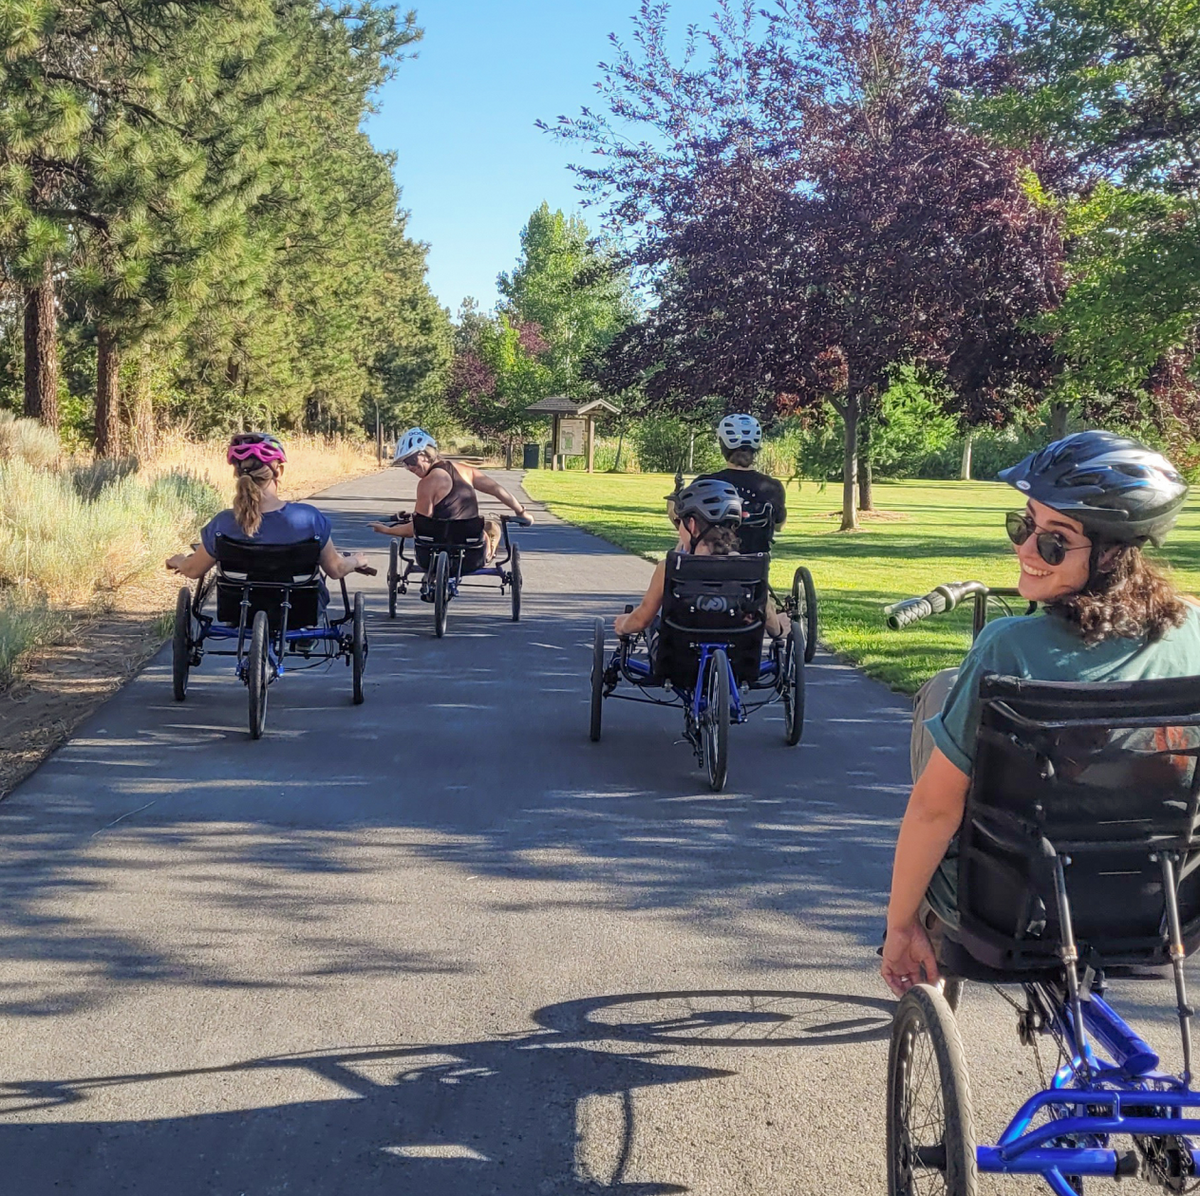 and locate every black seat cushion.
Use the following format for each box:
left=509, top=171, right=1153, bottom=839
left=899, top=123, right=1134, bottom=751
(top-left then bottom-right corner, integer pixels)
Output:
left=412, top=514, right=487, bottom=574
left=655, top=552, right=770, bottom=687
left=213, top=535, right=323, bottom=629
